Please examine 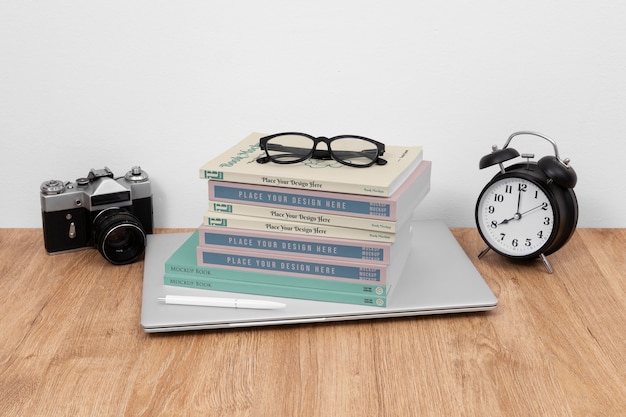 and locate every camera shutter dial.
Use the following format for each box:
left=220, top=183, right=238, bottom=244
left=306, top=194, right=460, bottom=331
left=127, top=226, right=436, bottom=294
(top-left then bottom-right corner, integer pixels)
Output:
left=125, top=166, right=149, bottom=183
left=41, top=180, right=66, bottom=195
